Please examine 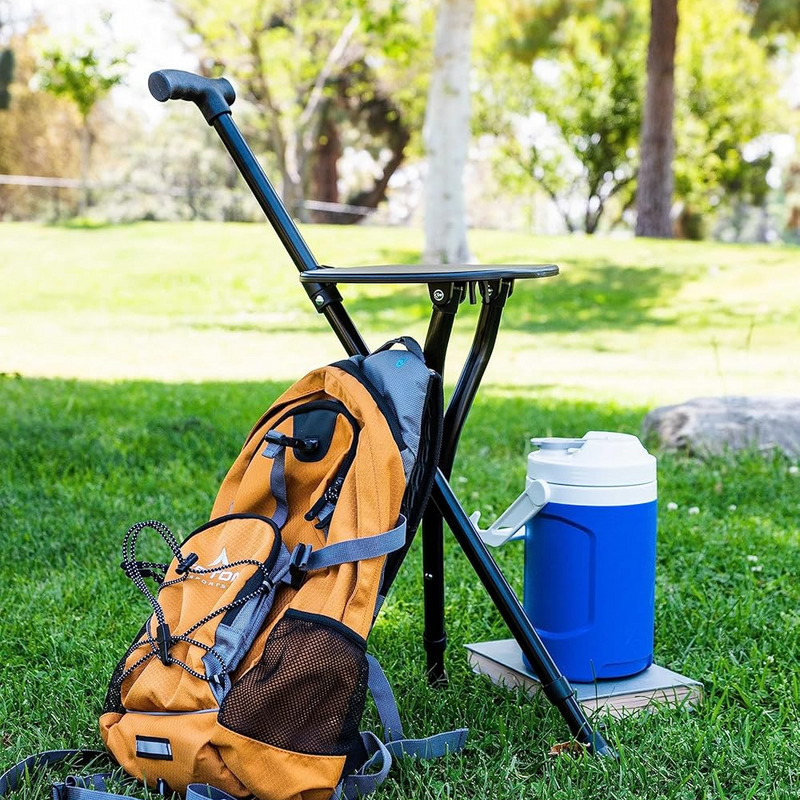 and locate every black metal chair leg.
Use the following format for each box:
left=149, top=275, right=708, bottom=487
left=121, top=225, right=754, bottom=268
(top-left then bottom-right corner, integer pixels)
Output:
left=421, top=281, right=510, bottom=682
left=440, top=280, right=510, bottom=475
left=432, top=472, right=615, bottom=756
left=421, top=284, right=464, bottom=684
left=421, top=508, right=448, bottom=684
